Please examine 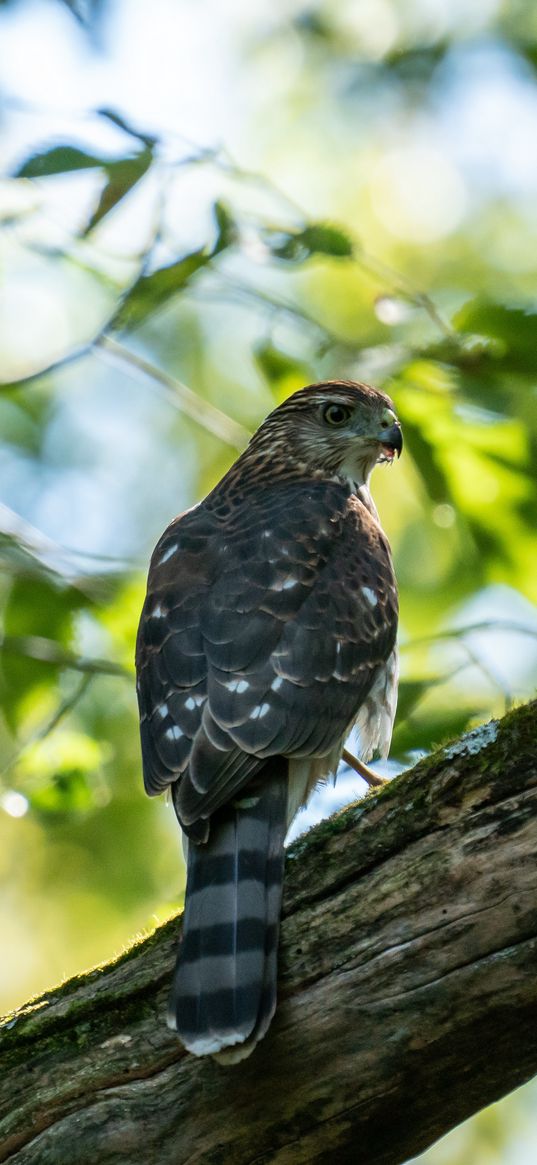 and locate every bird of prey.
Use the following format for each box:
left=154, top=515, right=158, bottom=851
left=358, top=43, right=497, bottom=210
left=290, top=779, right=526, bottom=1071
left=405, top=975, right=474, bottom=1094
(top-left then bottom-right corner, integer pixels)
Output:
left=136, top=379, right=402, bottom=1063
